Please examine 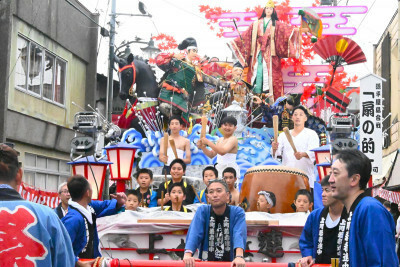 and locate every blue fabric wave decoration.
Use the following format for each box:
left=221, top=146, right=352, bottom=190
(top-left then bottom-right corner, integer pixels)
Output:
left=119, top=126, right=280, bottom=181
